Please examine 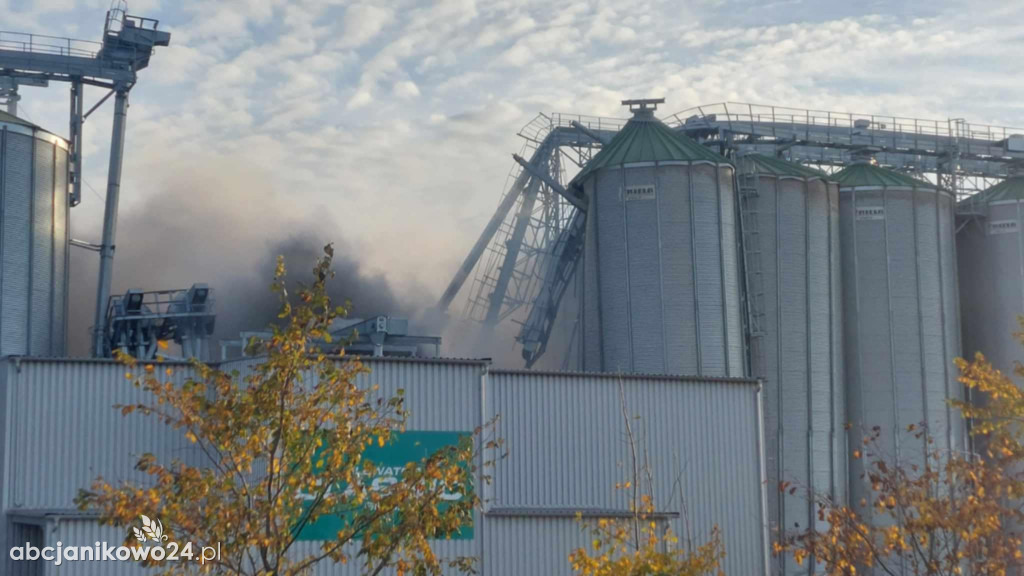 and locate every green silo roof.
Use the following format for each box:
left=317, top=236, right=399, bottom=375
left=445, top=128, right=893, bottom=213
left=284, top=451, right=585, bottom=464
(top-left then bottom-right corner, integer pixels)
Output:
left=961, top=176, right=1024, bottom=206
left=740, top=154, right=831, bottom=179
left=833, top=163, right=933, bottom=189
left=573, top=114, right=728, bottom=184
left=0, top=109, right=41, bottom=130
